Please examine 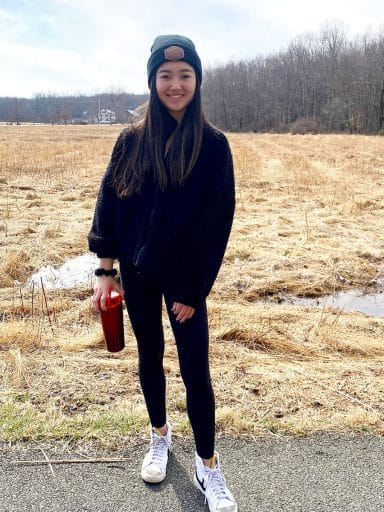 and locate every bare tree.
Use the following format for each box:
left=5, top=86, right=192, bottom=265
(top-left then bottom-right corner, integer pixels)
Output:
left=202, top=24, right=384, bottom=134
